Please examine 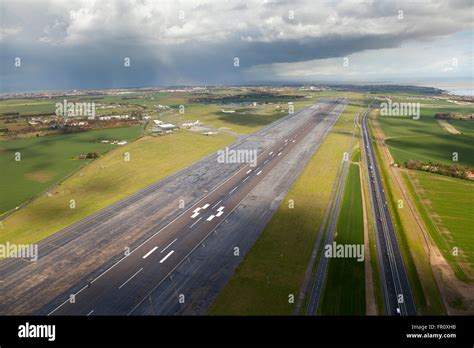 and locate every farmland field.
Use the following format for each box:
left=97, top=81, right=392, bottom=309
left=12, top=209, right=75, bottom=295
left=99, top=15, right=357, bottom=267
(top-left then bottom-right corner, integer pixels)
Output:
left=319, top=162, right=365, bottom=315
left=404, top=170, right=474, bottom=281
left=378, top=106, right=474, bottom=168
left=0, top=127, right=141, bottom=214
